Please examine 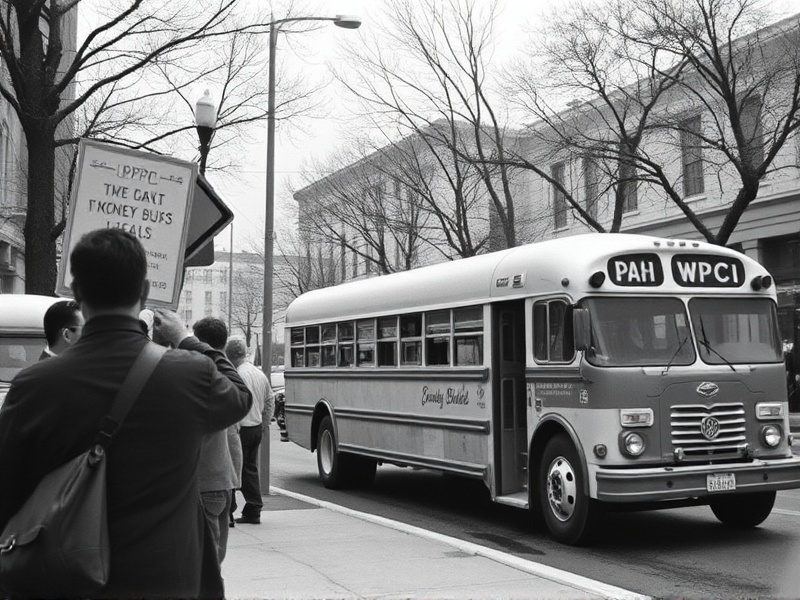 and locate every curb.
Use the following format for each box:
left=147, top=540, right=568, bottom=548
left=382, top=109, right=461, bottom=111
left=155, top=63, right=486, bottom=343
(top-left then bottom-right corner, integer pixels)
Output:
left=270, top=485, right=649, bottom=600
